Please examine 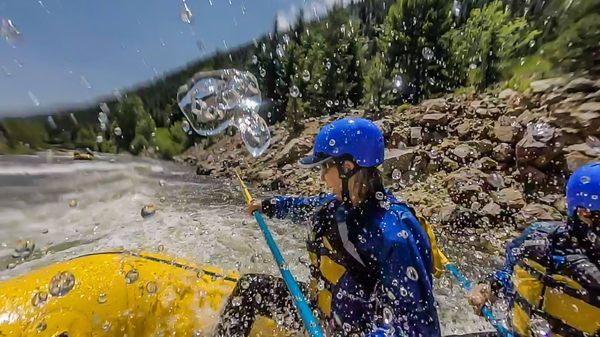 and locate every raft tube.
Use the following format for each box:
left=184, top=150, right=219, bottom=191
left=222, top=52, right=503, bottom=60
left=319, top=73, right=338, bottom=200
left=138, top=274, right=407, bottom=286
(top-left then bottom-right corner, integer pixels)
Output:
left=0, top=251, right=295, bottom=337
